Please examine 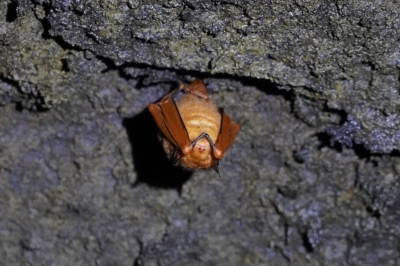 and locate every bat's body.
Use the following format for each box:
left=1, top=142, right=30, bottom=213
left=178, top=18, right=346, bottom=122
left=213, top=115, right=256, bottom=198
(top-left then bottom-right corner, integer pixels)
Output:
left=163, top=93, right=221, bottom=169
left=148, top=79, right=240, bottom=176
